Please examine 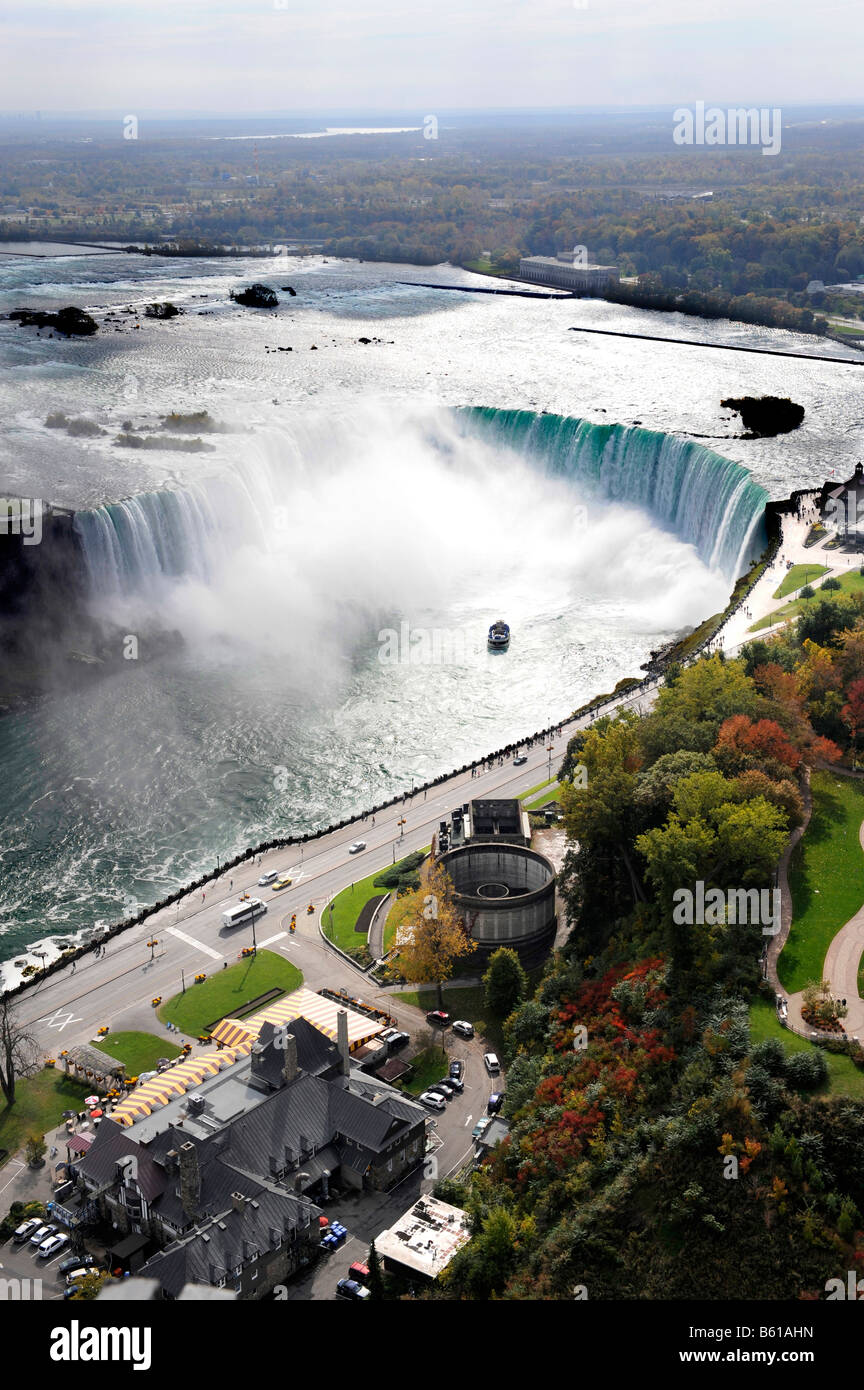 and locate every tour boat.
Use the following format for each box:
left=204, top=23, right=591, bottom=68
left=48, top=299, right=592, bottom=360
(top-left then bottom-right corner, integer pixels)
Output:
left=487, top=619, right=511, bottom=651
